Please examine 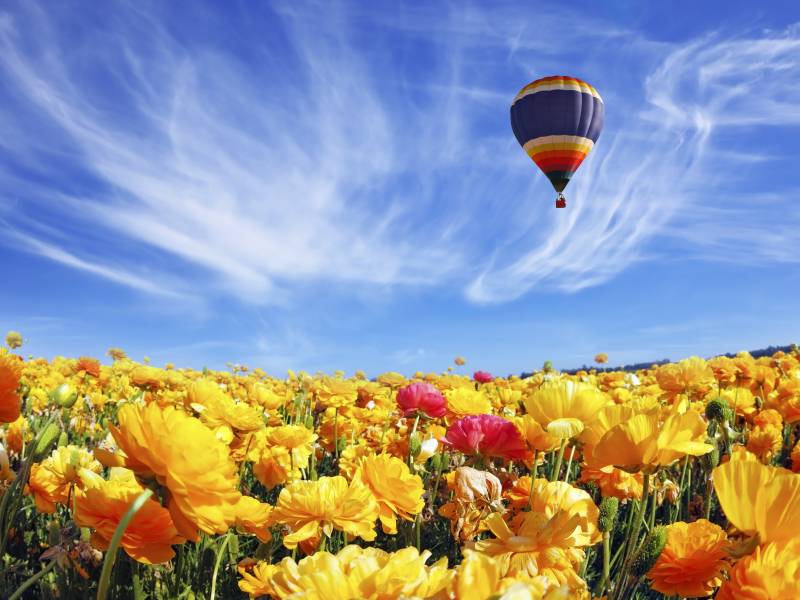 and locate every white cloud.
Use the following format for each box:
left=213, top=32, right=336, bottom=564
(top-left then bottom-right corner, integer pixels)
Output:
left=1, top=4, right=799, bottom=309
left=467, top=27, right=800, bottom=302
